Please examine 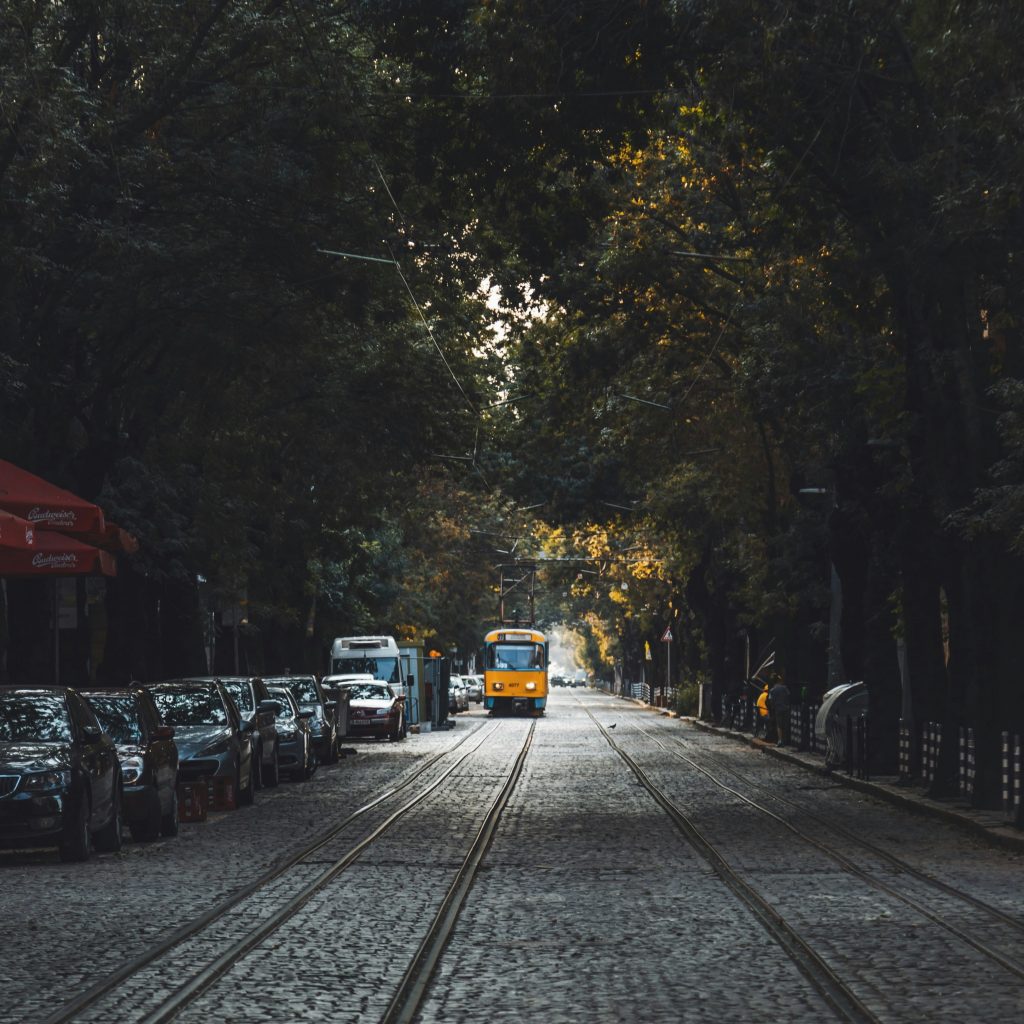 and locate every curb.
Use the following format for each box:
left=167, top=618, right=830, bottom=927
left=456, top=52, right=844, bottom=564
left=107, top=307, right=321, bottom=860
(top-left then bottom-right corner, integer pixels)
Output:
left=682, top=716, right=1024, bottom=855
